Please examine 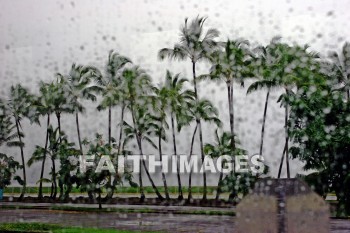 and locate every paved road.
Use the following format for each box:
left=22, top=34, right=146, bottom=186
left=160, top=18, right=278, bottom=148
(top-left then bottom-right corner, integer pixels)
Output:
left=1, top=208, right=350, bottom=232
left=0, top=208, right=233, bottom=232
left=0, top=202, right=236, bottom=213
